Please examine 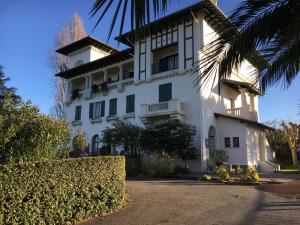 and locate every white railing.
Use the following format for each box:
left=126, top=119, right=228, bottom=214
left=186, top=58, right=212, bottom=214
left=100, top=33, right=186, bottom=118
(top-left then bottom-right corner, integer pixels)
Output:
left=227, top=108, right=241, bottom=117
left=141, top=99, right=183, bottom=117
